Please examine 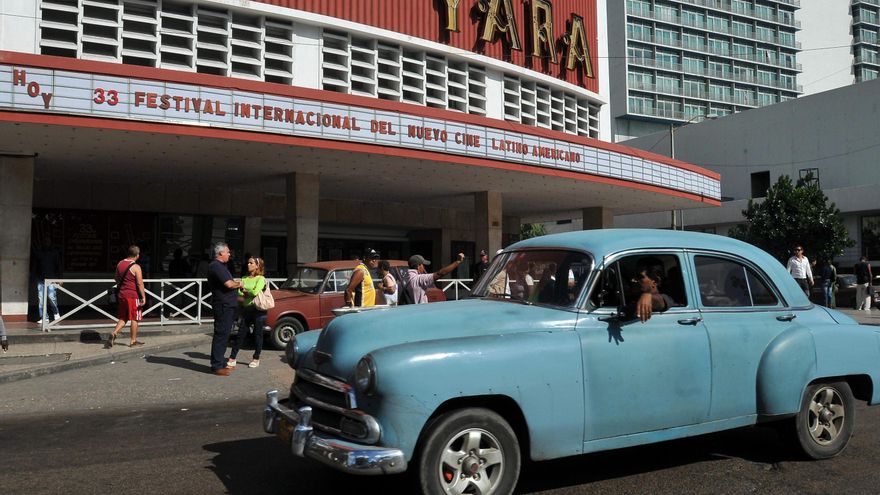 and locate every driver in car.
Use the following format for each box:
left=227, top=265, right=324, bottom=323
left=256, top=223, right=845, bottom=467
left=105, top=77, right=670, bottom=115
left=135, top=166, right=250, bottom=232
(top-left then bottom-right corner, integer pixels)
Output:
left=631, top=257, right=678, bottom=323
